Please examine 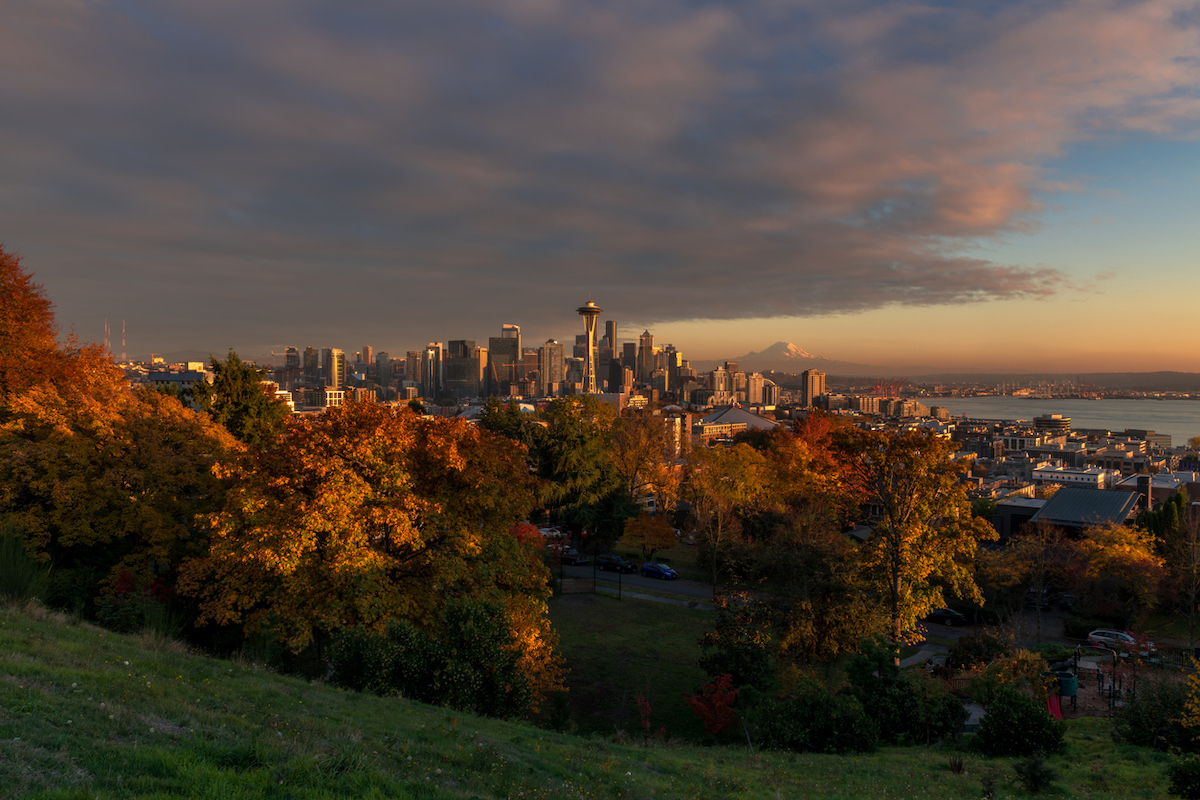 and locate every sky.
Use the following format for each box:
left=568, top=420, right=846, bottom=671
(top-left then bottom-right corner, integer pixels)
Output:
left=2, top=0, right=1199, bottom=373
